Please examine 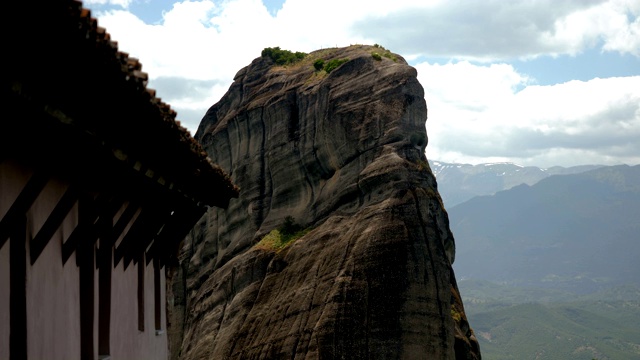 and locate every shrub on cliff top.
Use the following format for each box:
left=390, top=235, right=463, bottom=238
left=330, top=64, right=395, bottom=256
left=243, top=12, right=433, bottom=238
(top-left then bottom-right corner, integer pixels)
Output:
left=313, top=59, right=325, bottom=71
left=383, top=51, right=398, bottom=62
left=324, top=58, right=349, bottom=73
left=262, top=47, right=307, bottom=65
